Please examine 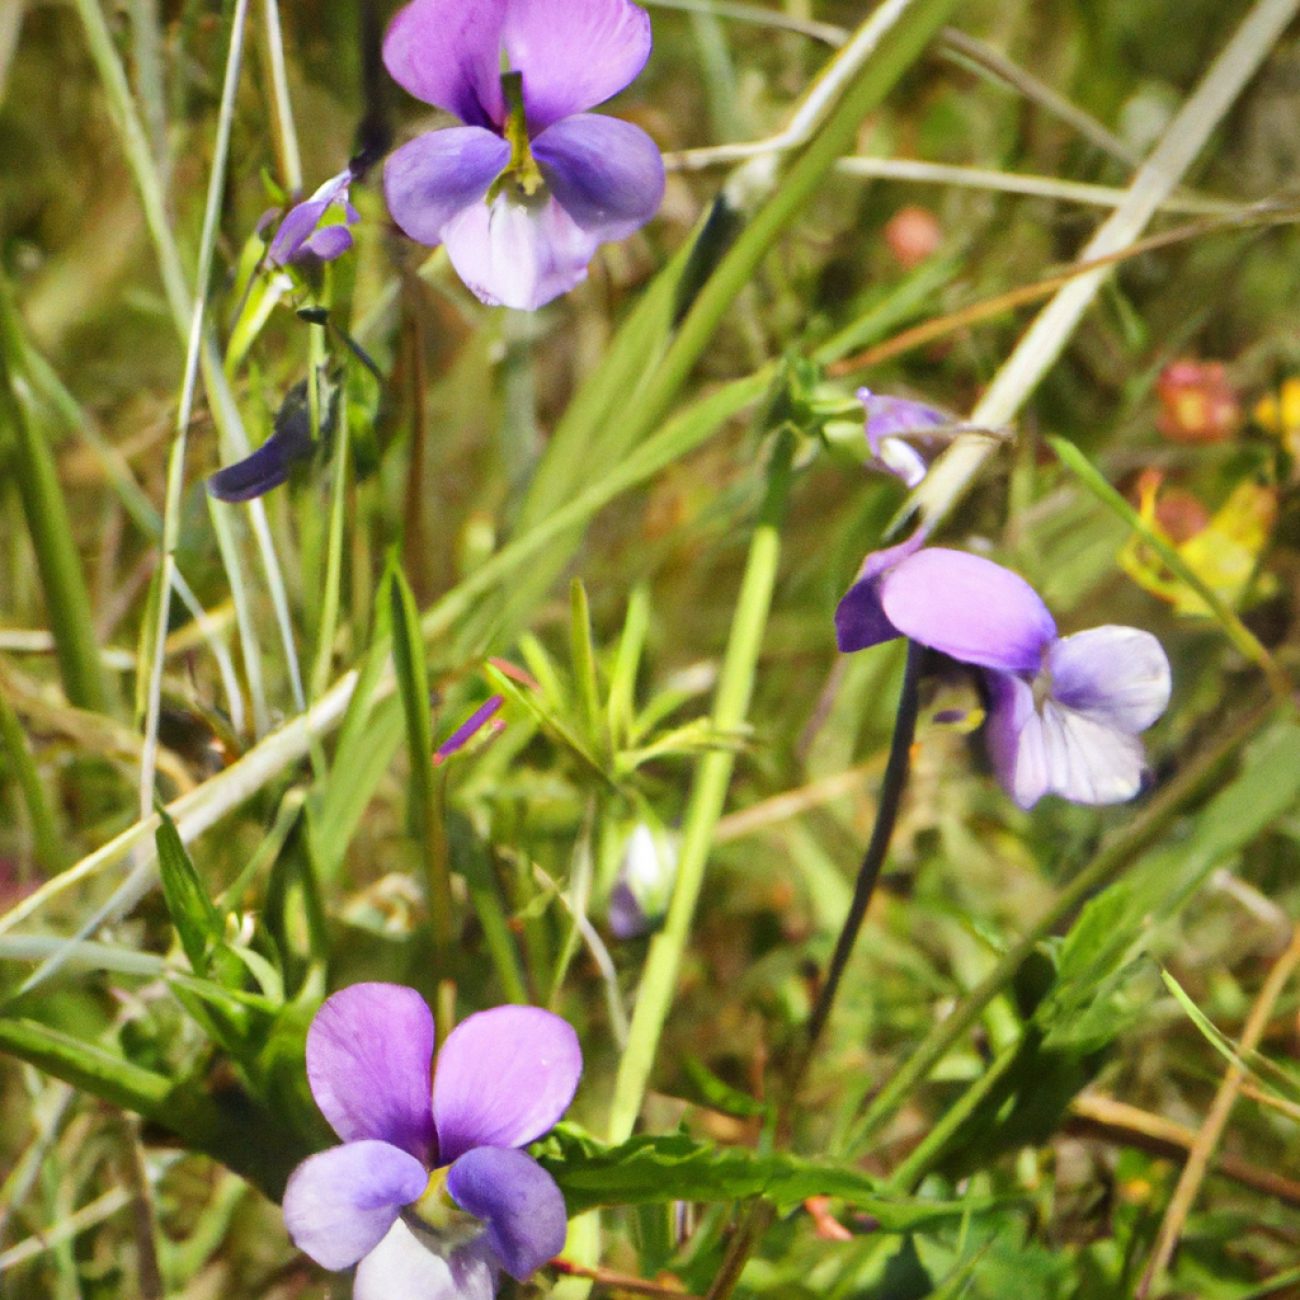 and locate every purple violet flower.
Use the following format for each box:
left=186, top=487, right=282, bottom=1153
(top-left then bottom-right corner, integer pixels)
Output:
left=607, top=823, right=677, bottom=939
left=381, top=0, right=665, bottom=310
left=268, top=170, right=361, bottom=267
left=836, top=539, right=1172, bottom=809
left=282, top=986, right=581, bottom=1299
left=434, top=696, right=506, bottom=766
left=858, top=388, right=951, bottom=488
